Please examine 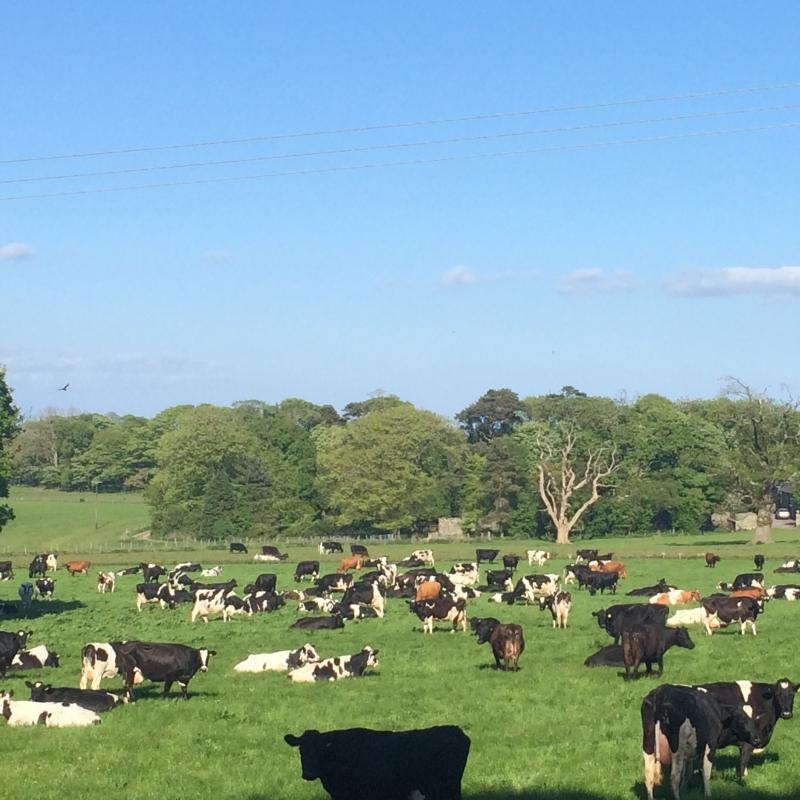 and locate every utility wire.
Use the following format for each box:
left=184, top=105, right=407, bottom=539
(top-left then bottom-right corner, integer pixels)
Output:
left=4, top=102, right=798, bottom=185
left=4, top=120, right=798, bottom=202
left=2, top=81, right=800, bottom=165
